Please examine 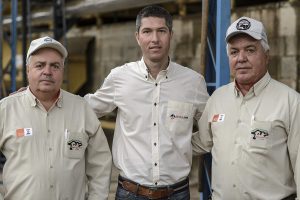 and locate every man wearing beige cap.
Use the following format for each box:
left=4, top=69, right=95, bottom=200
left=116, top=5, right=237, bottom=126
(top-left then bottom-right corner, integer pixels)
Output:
left=193, top=17, right=300, bottom=199
left=0, top=36, right=112, bottom=200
